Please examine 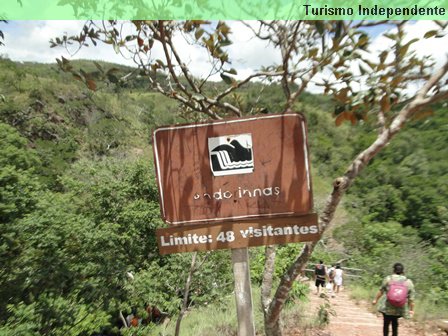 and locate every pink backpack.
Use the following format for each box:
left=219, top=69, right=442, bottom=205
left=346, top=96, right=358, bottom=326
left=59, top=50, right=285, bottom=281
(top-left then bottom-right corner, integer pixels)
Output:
left=386, top=279, right=408, bottom=307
